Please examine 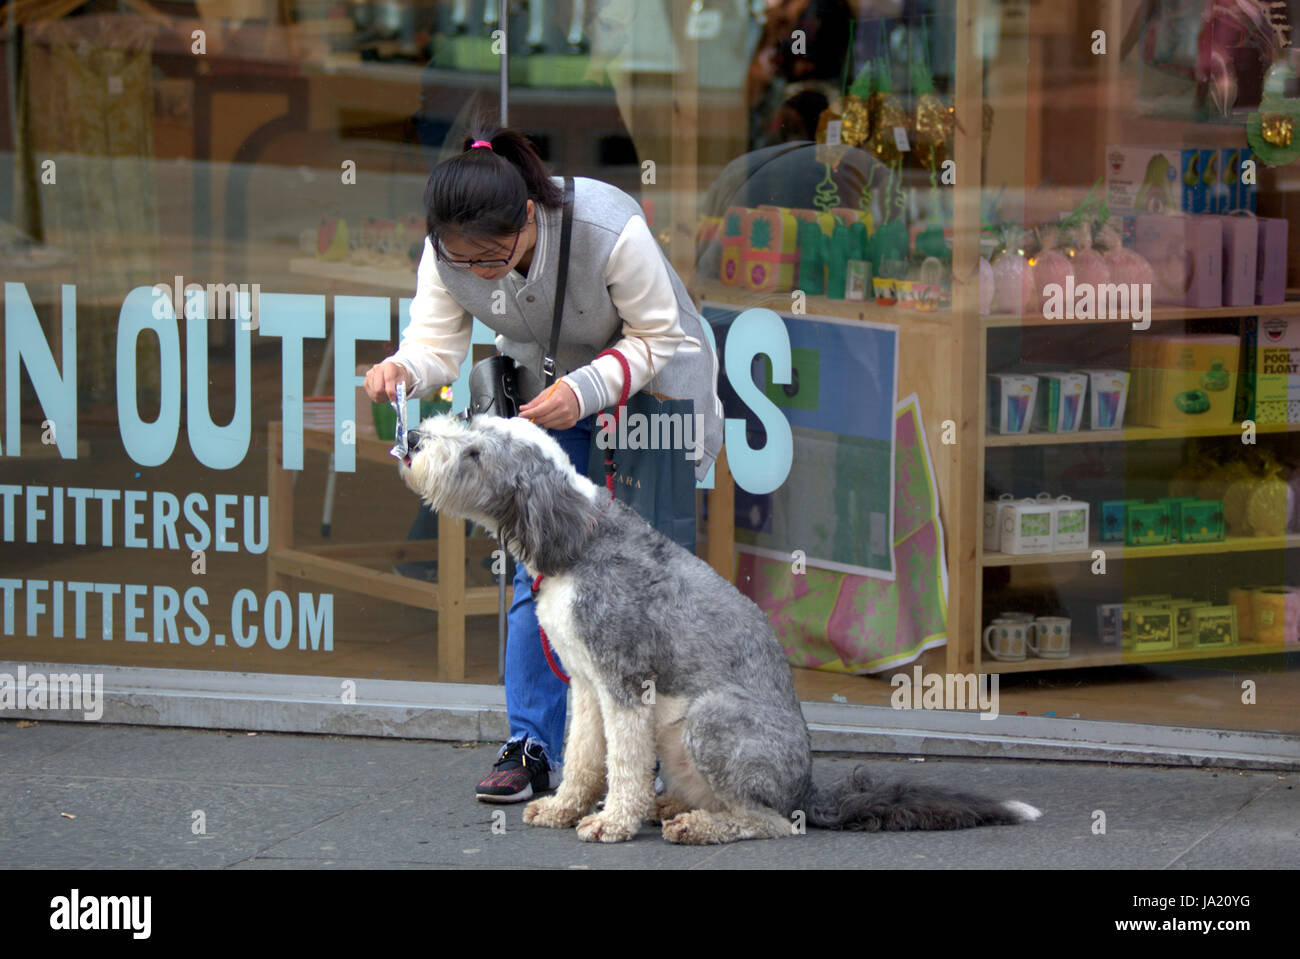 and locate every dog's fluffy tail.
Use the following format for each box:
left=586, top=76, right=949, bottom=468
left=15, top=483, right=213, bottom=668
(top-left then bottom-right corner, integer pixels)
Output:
left=804, top=766, right=1041, bottom=831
